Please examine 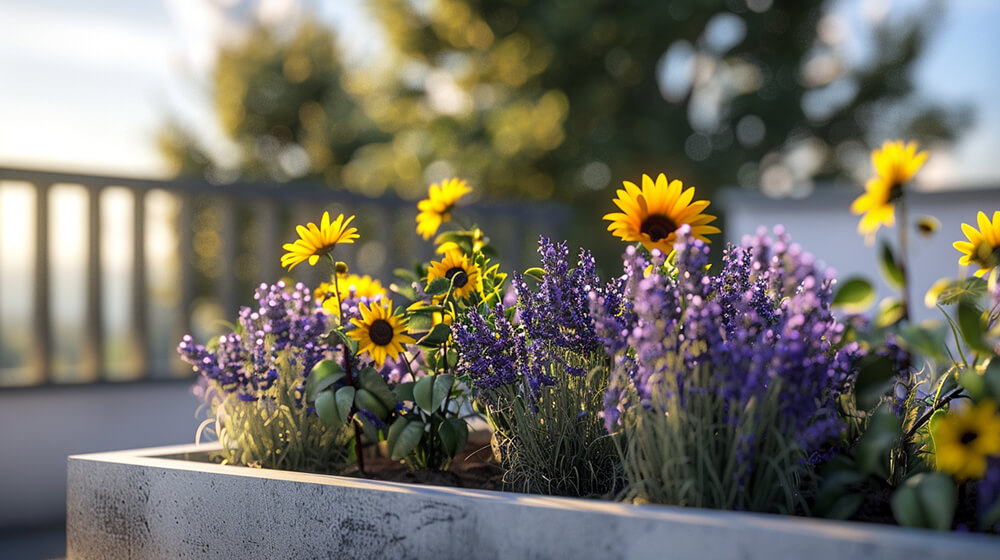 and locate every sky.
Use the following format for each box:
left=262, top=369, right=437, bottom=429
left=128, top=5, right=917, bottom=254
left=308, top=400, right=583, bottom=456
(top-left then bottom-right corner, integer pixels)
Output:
left=0, top=0, right=997, bottom=183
